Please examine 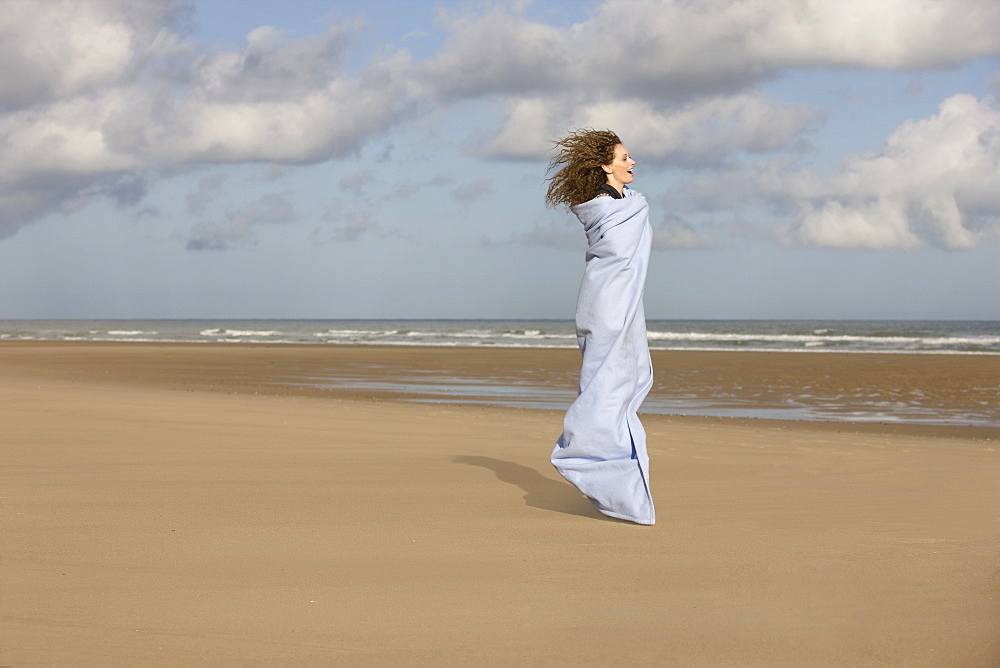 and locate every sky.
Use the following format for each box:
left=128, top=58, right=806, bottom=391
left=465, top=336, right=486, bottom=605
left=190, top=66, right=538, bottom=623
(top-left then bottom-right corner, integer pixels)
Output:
left=1, top=0, right=999, bottom=321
